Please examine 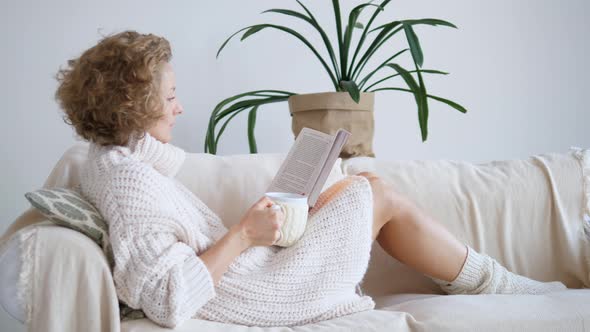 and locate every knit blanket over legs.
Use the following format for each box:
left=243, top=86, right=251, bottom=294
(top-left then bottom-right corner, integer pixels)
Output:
left=80, top=133, right=376, bottom=328
left=194, top=175, right=376, bottom=326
